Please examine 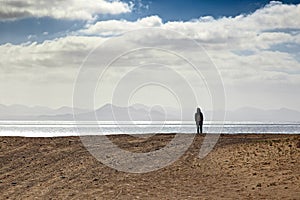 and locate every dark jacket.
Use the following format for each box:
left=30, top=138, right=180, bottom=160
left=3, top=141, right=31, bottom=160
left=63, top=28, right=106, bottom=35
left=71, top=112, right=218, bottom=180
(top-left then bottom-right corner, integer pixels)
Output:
left=195, top=111, right=203, bottom=123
